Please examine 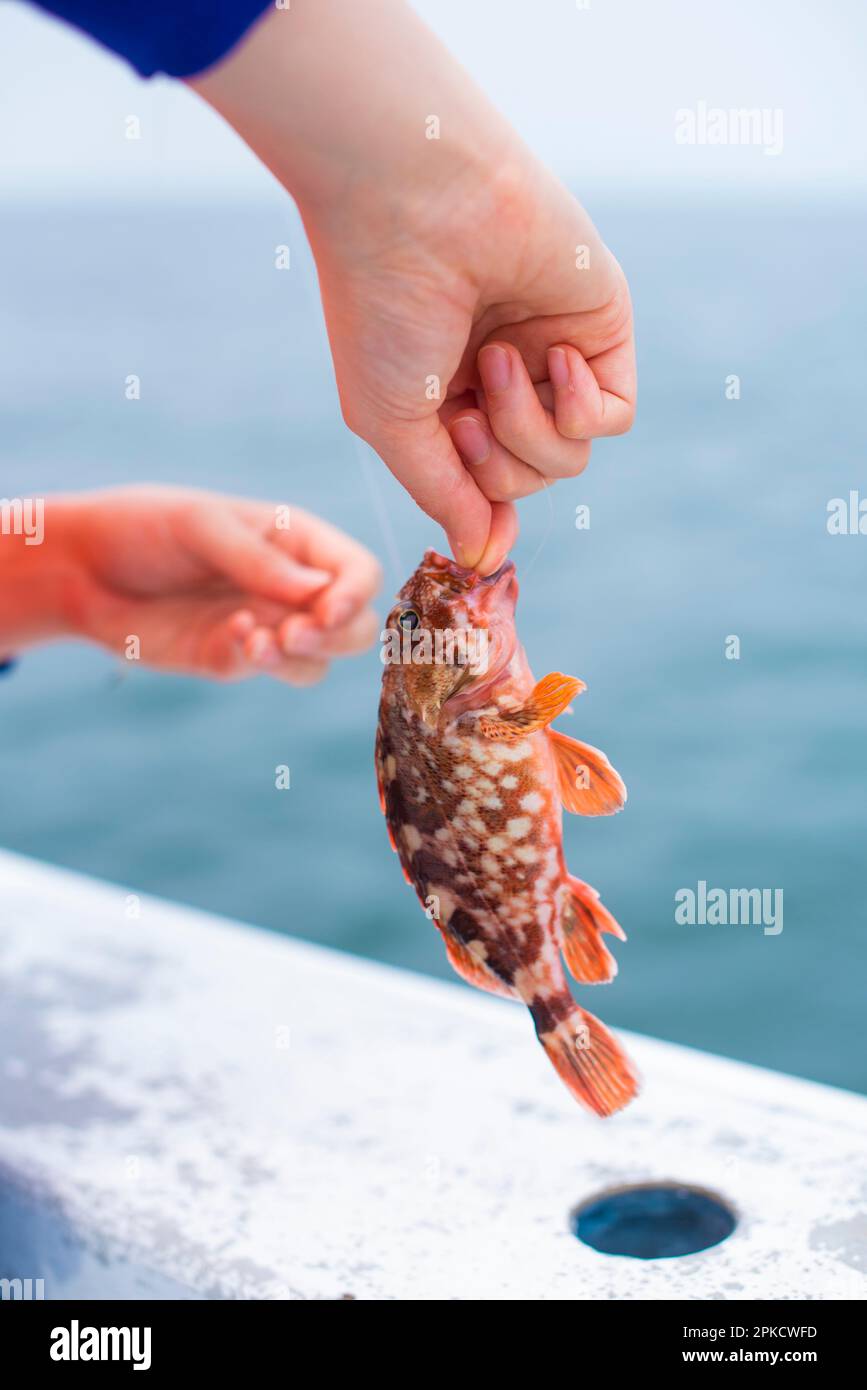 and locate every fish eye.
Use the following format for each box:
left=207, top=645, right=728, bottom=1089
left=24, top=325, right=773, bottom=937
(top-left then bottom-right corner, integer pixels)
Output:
left=397, top=608, right=420, bottom=631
